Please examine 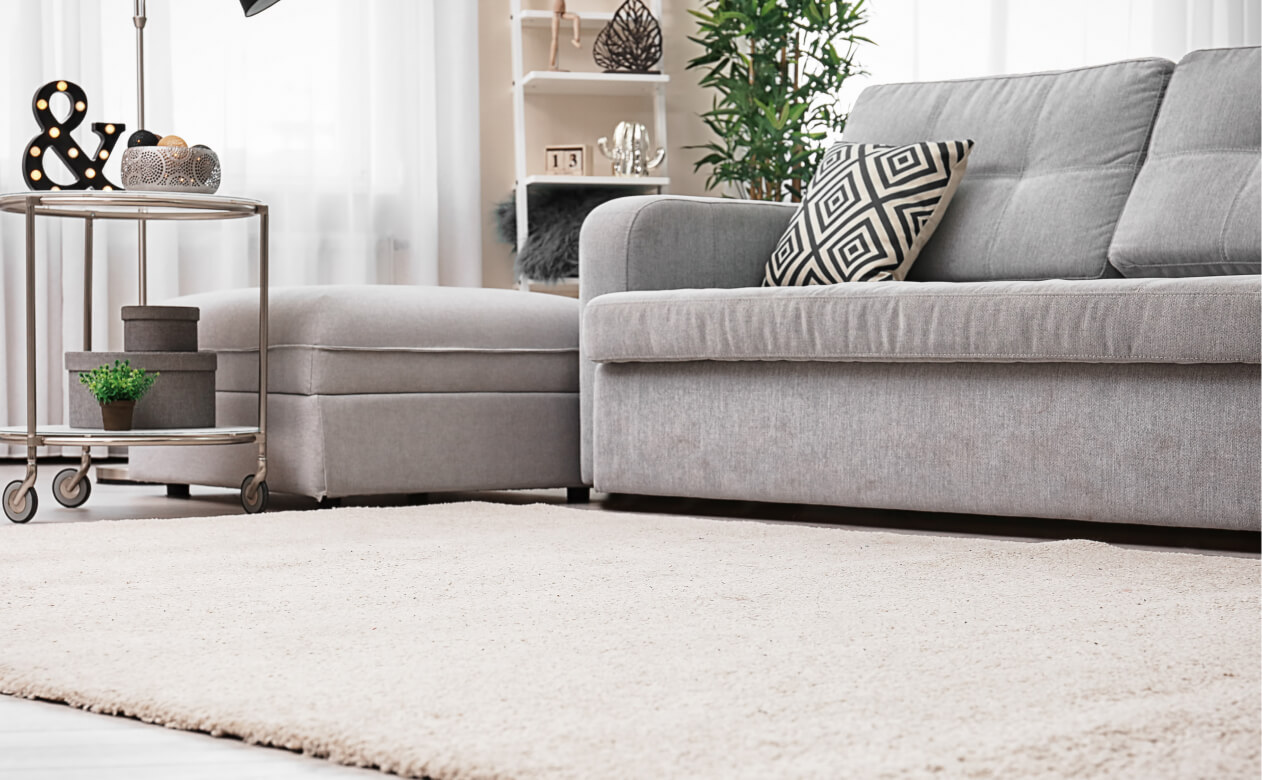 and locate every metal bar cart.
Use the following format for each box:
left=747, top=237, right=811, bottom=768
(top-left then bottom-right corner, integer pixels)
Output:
left=0, top=191, right=270, bottom=522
